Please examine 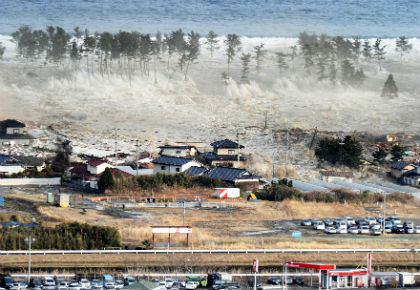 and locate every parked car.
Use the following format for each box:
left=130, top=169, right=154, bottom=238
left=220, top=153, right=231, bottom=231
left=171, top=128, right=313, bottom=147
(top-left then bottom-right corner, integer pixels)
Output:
left=359, top=226, right=370, bottom=234
left=9, top=283, right=22, bottom=290
left=405, top=226, right=415, bottom=234
left=311, top=218, right=321, bottom=225
left=333, top=218, right=343, bottom=225
left=91, top=280, right=102, bottom=290
left=185, top=282, right=197, bottom=290
left=301, top=219, right=311, bottom=226
left=324, top=227, right=336, bottom=234
left=114, top=281, right=123, bottom=289
left=348, top=226, right=359, bottom=234
left=267, top=278, right=280, bottom=285
left=387, top=216, right=401, bottom=225
left=68, top=281, right=81, bottom=290
left=323, top=218, right=333, bottom=226
left=31, top=280, right=43, bottom=289
left=80, top=279, right=91, bottom=289
left=226, top=282, right=240, bottom=290
left=376, top=217, right=384, bottom=224
left=247, top=279, right=261, bottom=287
left=392, top=224, right=405, bottom=233
left=365, top=216, right=376, bottom=225
left=313, top=221, right=325, bottom=230
left=404, top=221, right=414, bottom=228
left=16, top=282, right=27, bottom=289
left=370, top=223, right=381, bottom=230
left=282, top=277, right=293, bottom=285
left=211, top=280, right=226, bottom=290
left=336, top=227, right=347, bottom=234
left=124, top=278, right=136, bottom=286
left=385, top=225, right=392, bottom=233
left=293, top=276, right=304, bottom=285
left=345, top=217, right=355, bottom=226
left=414, top=226, right=420, bottom=234
left=2, top=277, right=14, bottom=289
left=370, top=228, right=381, bottom=236
left=355, top=219, right=368, bottom=226
left=56, top=281, right=68, bottom=290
